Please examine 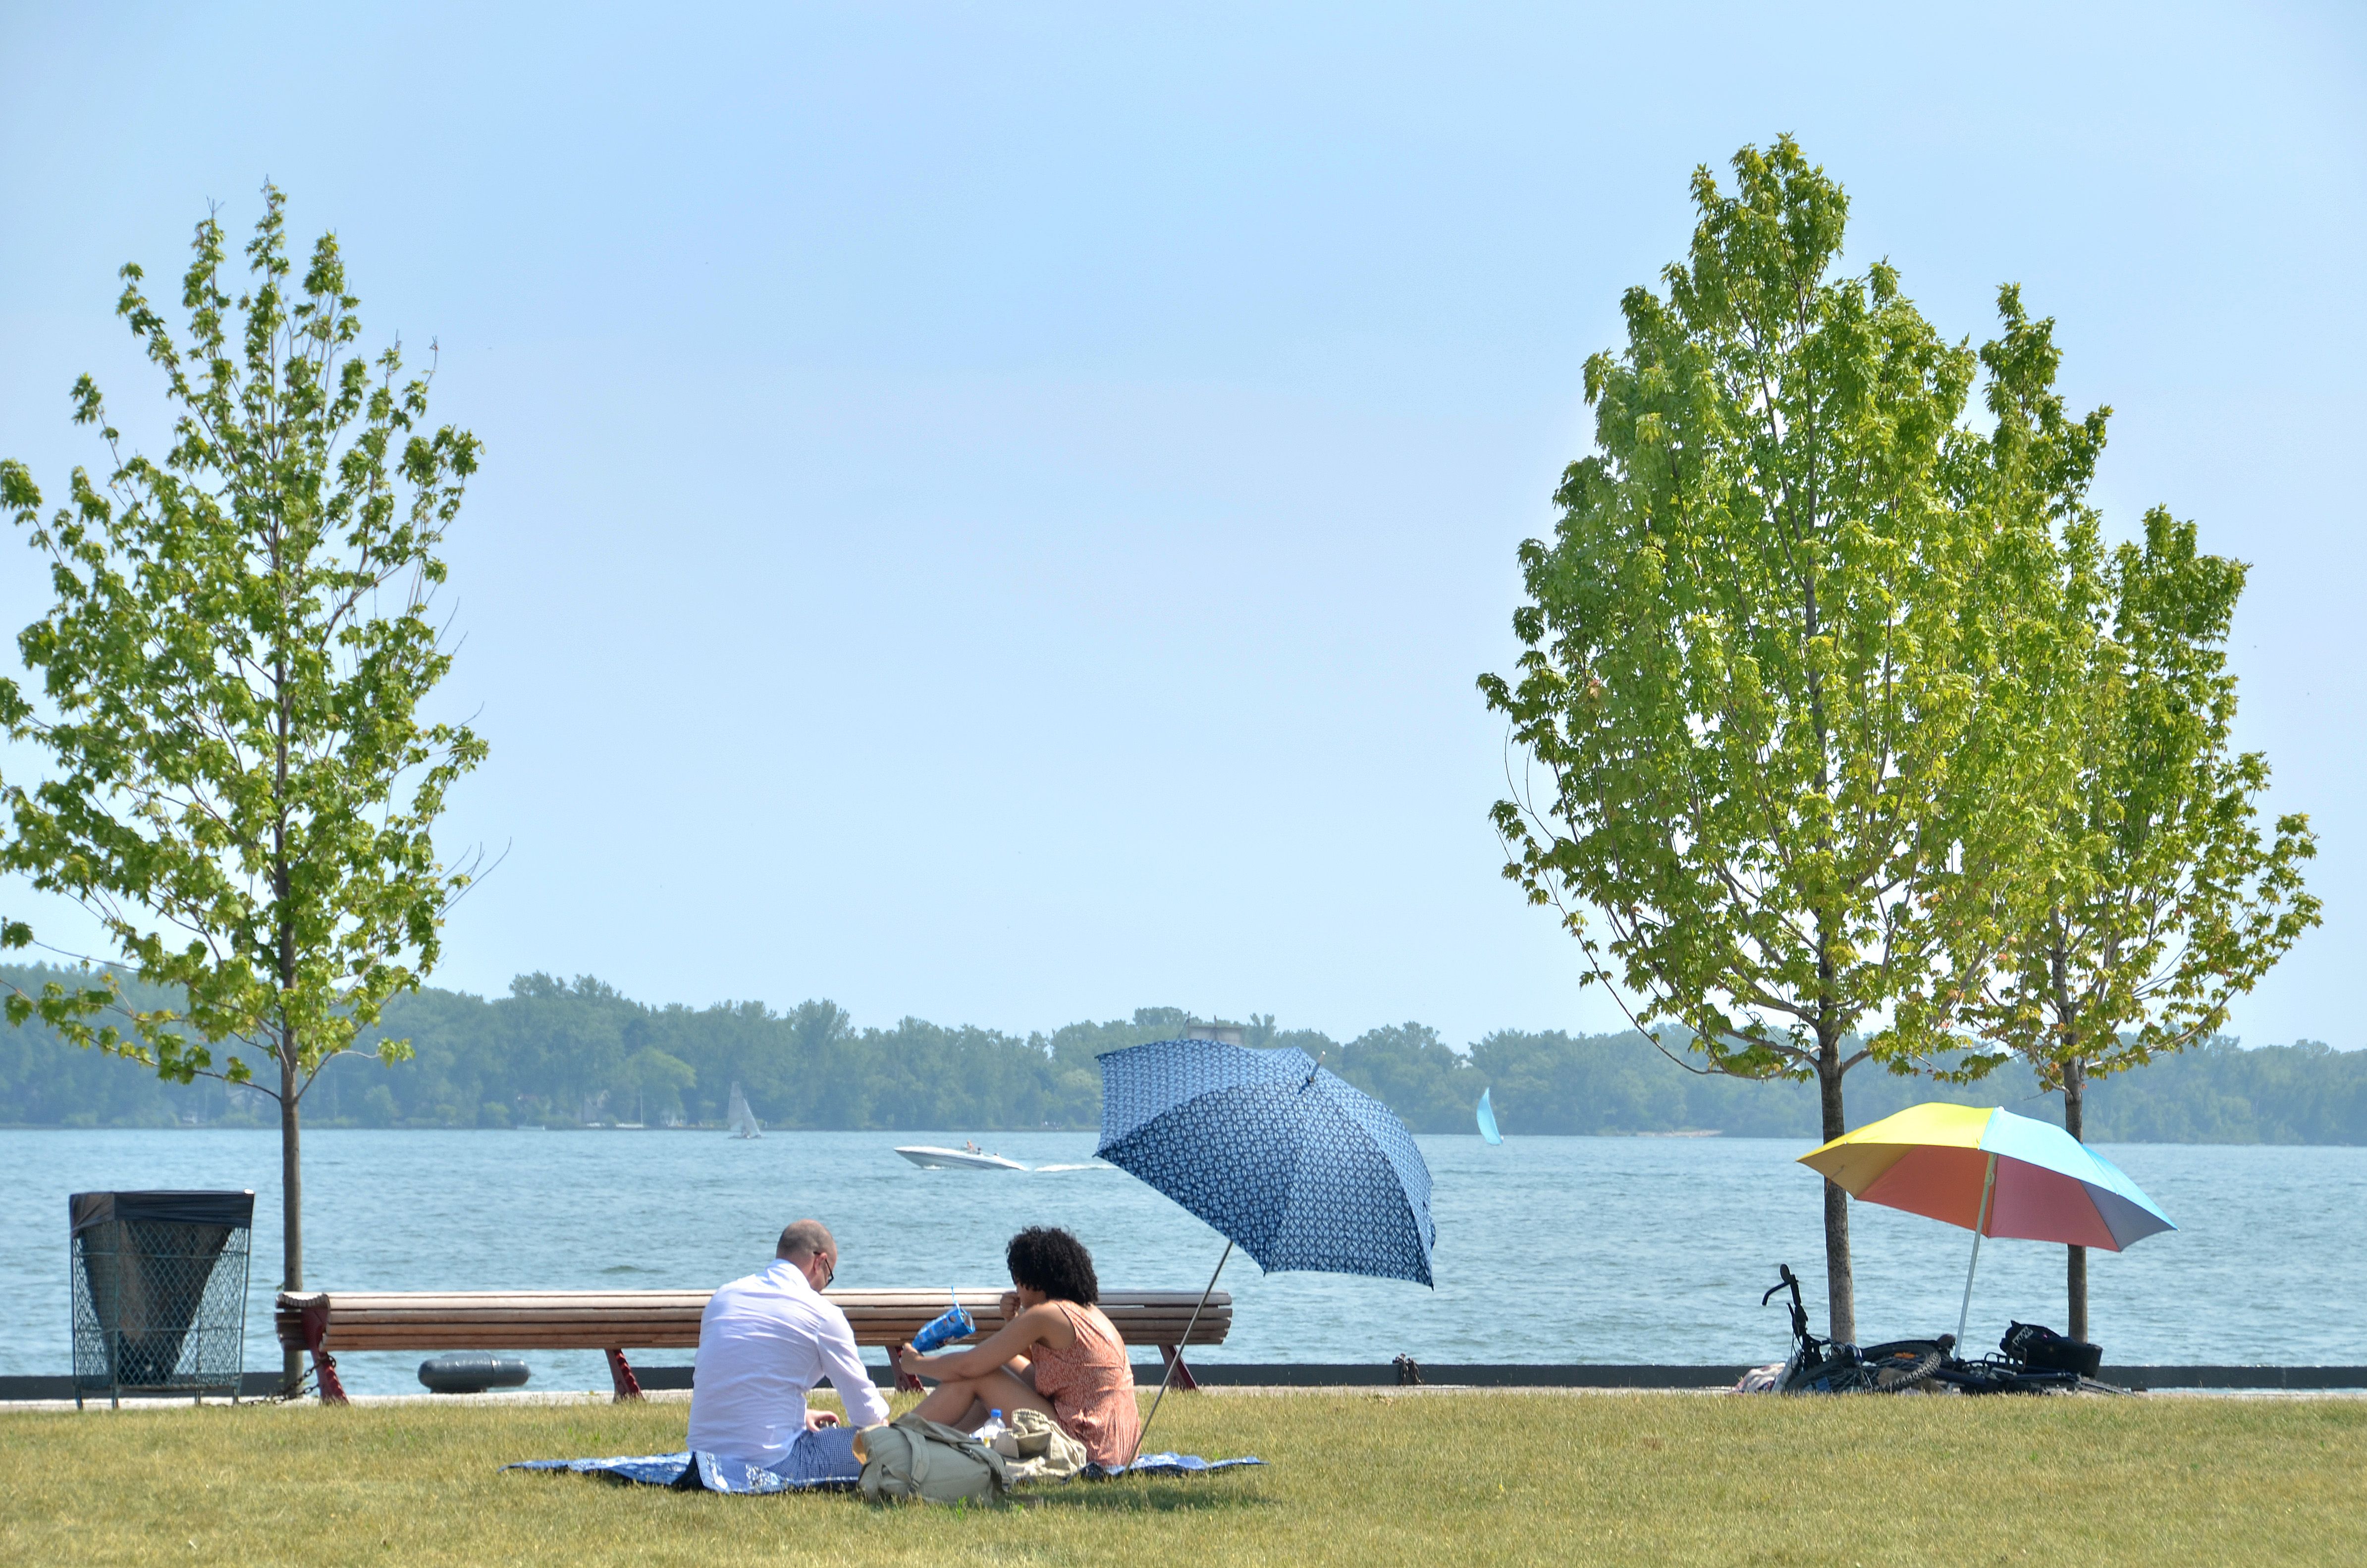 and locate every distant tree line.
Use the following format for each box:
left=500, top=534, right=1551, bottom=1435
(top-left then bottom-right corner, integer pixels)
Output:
left=4, top=963, right=2363, bottom=1142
